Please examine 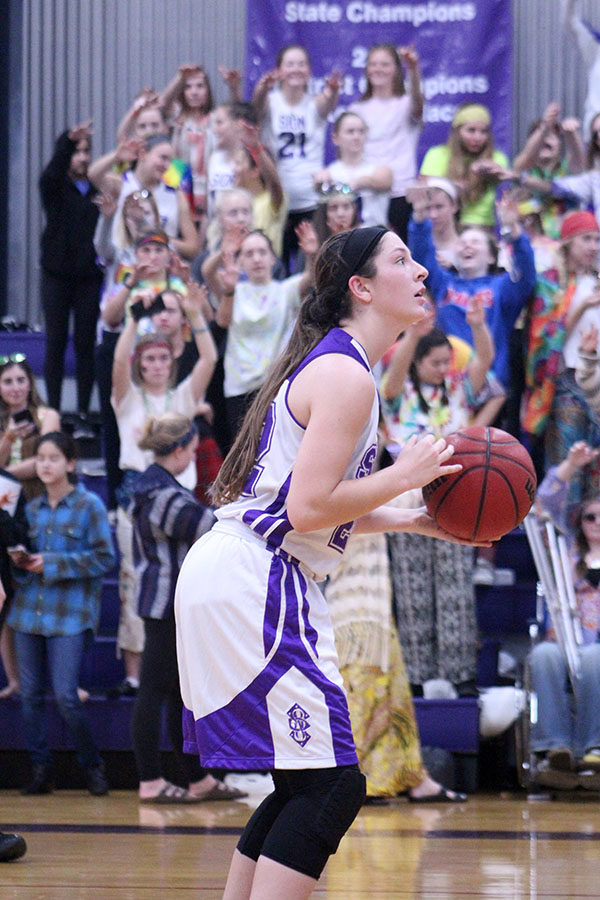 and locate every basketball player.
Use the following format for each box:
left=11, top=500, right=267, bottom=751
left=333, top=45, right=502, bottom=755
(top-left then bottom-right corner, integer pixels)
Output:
left=175, top=226, right=481, bottom=899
